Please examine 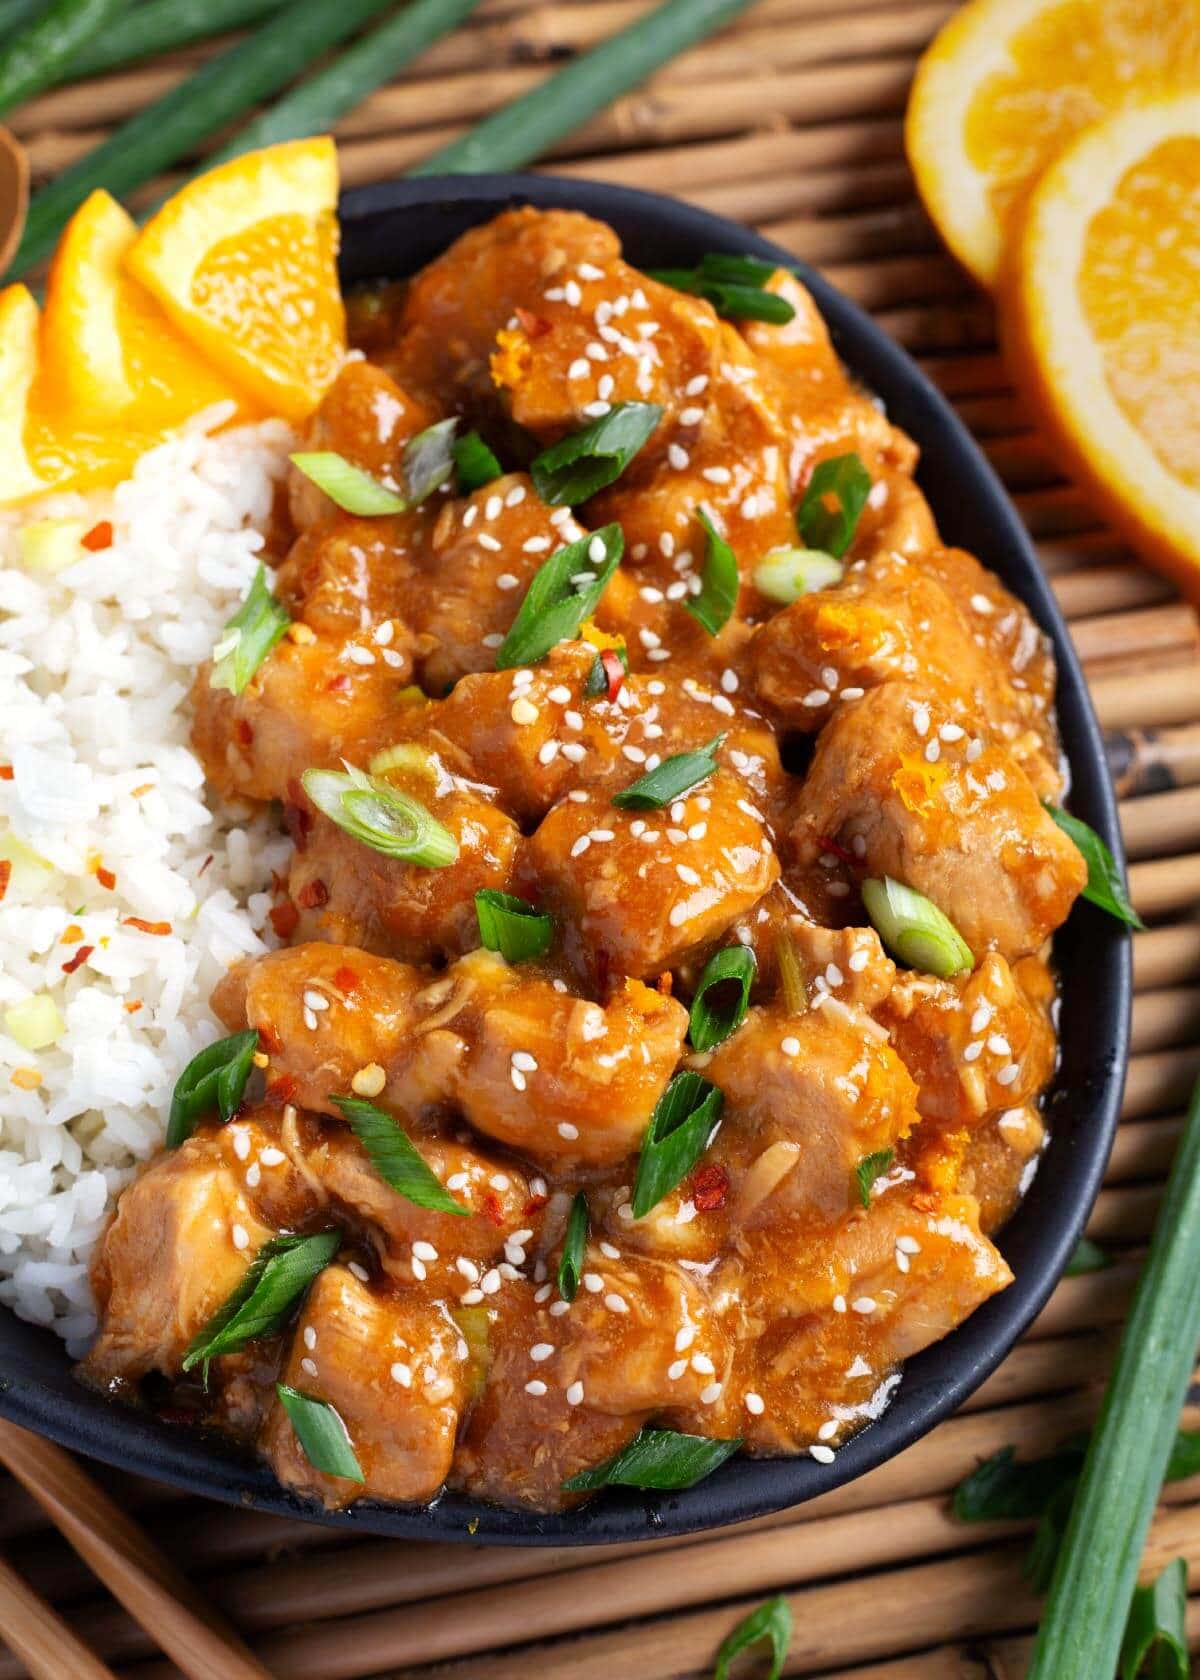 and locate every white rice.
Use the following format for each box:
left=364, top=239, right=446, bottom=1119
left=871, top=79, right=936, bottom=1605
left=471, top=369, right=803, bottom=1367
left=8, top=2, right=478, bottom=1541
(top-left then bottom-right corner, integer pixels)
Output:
left=0, top=407, right=295, bottom=1354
